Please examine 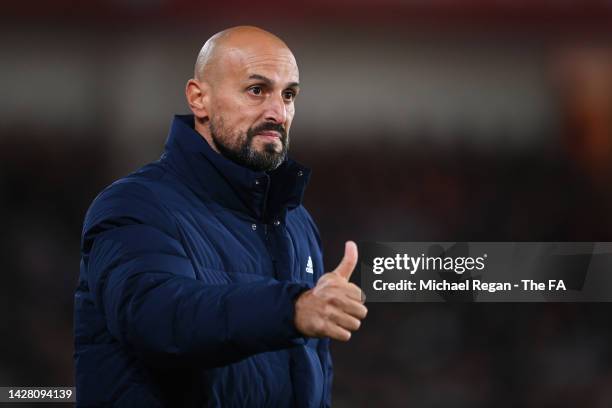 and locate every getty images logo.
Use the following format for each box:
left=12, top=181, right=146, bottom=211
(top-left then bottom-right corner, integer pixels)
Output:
left=306, top=256, right=314, bottom=274
left=372, top=253, right=488, bottom=275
